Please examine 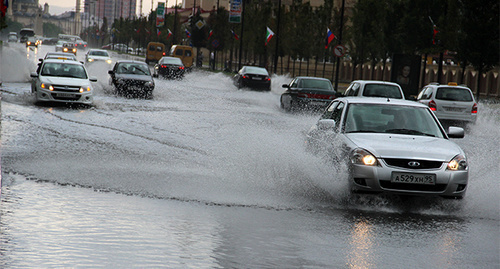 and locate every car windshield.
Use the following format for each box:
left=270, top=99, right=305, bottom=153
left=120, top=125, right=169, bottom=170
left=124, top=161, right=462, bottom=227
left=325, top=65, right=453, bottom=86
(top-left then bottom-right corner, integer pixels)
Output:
left=362, top=84, right=403, bottom=99
left=243, top=66, right=269, bottom=75
left=90, top=50, right=109, bottom=57
left=344, top=103, right=444, bottom=138
left=299, top=79, right=333, bottom=90
left=436, top=87, right=473, bottom=101
left=41, top=63, right=88, bottom=79
left=116, top=63, right=151, bottom=75
left=160, top=58, right=183, bottom=65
